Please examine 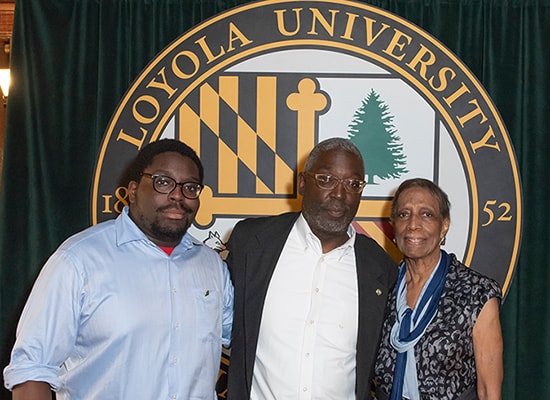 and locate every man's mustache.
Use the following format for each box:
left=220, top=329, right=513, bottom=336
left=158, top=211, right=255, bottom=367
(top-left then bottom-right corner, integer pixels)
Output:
left=157, top=203, right=194, bottom=213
